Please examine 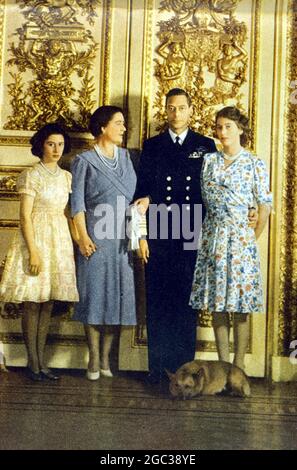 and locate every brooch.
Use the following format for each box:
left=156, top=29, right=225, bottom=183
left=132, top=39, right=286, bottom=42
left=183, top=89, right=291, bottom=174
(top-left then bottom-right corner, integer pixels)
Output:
left=188, top=147, right=208, bottom=159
